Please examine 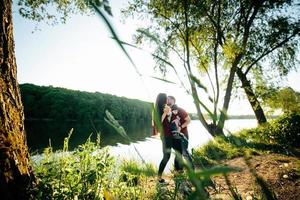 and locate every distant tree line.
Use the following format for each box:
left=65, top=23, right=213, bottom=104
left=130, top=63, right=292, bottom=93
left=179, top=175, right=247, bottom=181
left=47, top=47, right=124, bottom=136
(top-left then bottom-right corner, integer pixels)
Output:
left=20, top=83, right=152, bottom=122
